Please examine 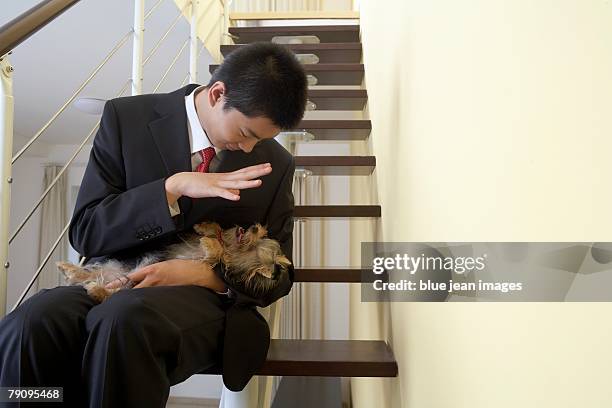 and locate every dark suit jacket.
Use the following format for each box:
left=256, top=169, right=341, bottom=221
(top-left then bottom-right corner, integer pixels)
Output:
left=68, top=83, right=295, bottom=391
